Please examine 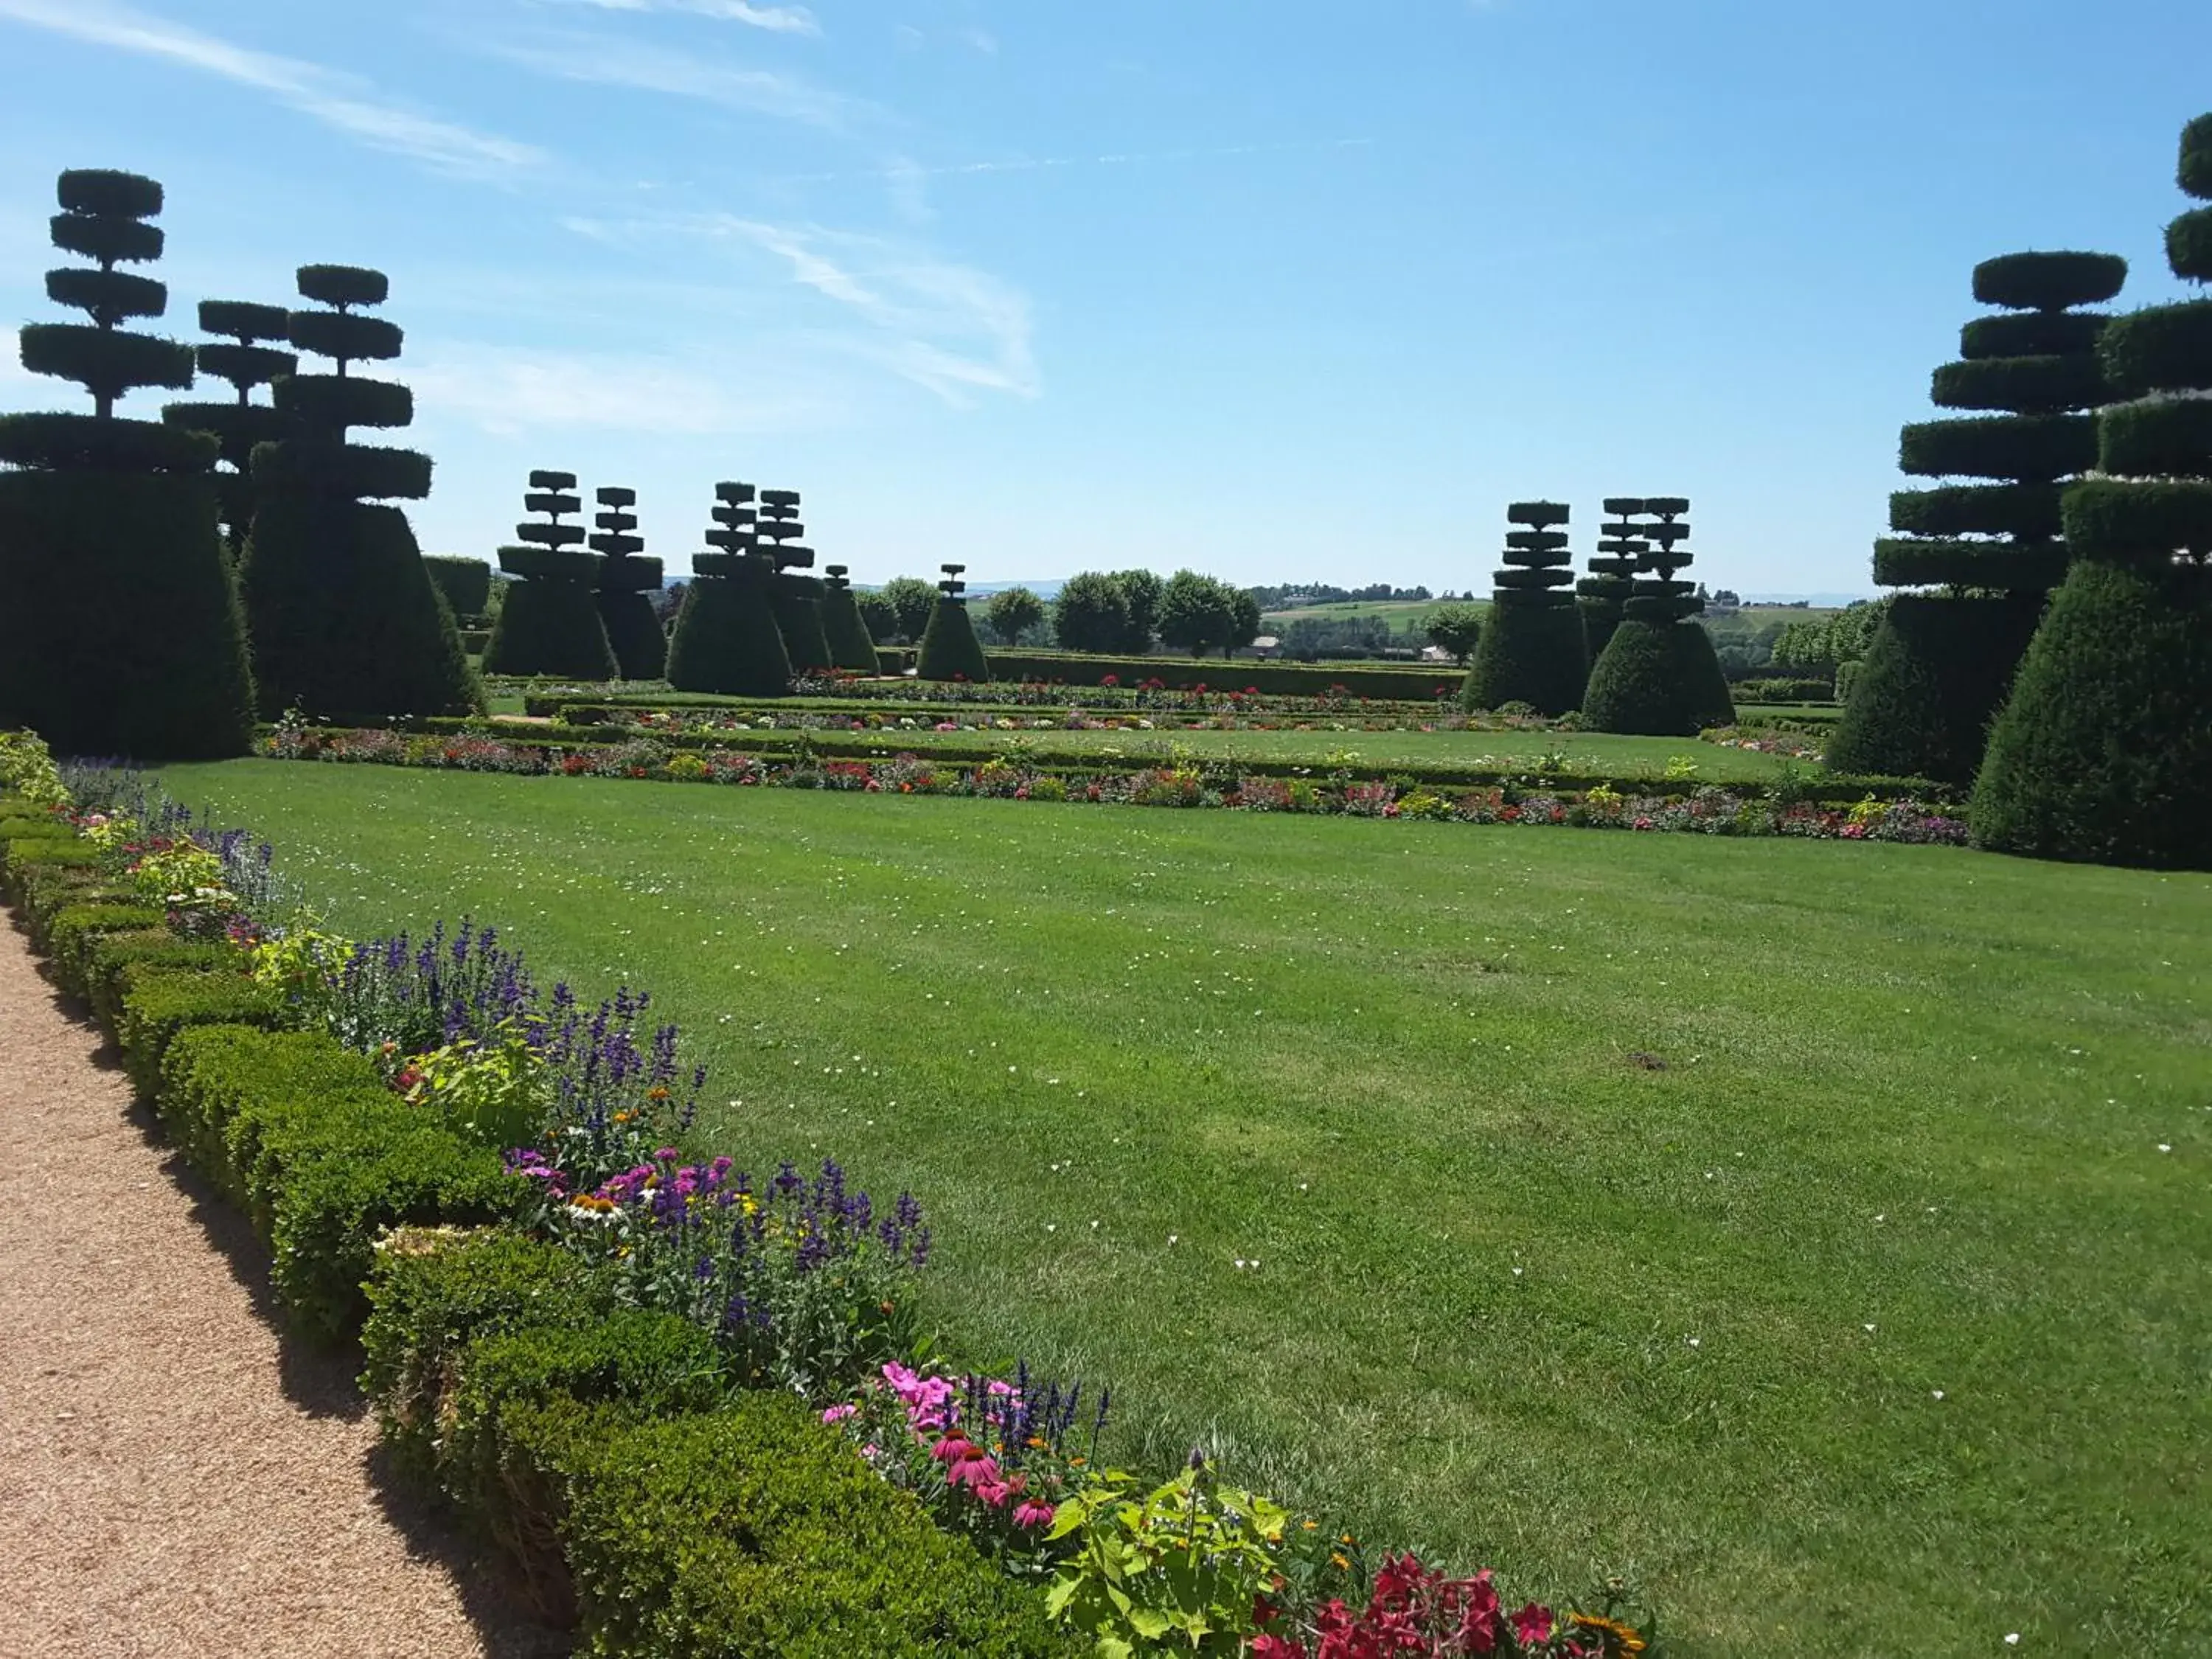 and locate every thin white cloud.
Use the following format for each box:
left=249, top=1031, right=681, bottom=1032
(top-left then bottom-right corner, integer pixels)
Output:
left=556, top=0, right=820, bottom=34
left=780, top=135, right=1374, bottom=187
left=409, top=341, right=831, bottom=436
left=0, top=0, right=543, bottom=181
left=964, top=28, right=998, bottom=55
left=486, top=31, right=864, bottom=128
